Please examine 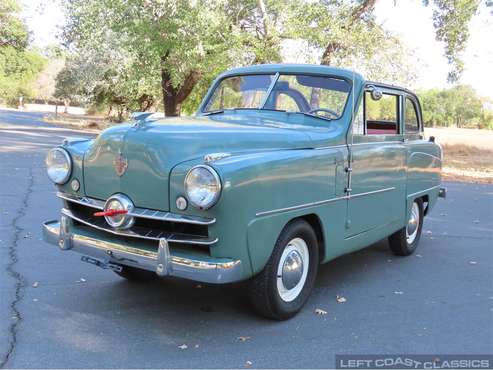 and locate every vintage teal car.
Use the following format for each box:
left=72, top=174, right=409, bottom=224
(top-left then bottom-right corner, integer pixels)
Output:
left=42, top=64, right=445, bottom=320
